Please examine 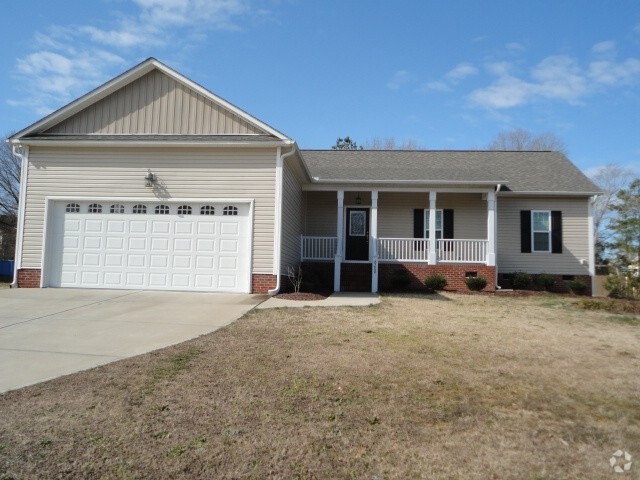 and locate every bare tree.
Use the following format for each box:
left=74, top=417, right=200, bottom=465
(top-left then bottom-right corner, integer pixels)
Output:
left=0, top=136, right=20, bottom=259
left=363, top=136, right=421, bottom=150
left=589, top=164, right=635, bottom=262
left=488, top=128, right=567, bottom=155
